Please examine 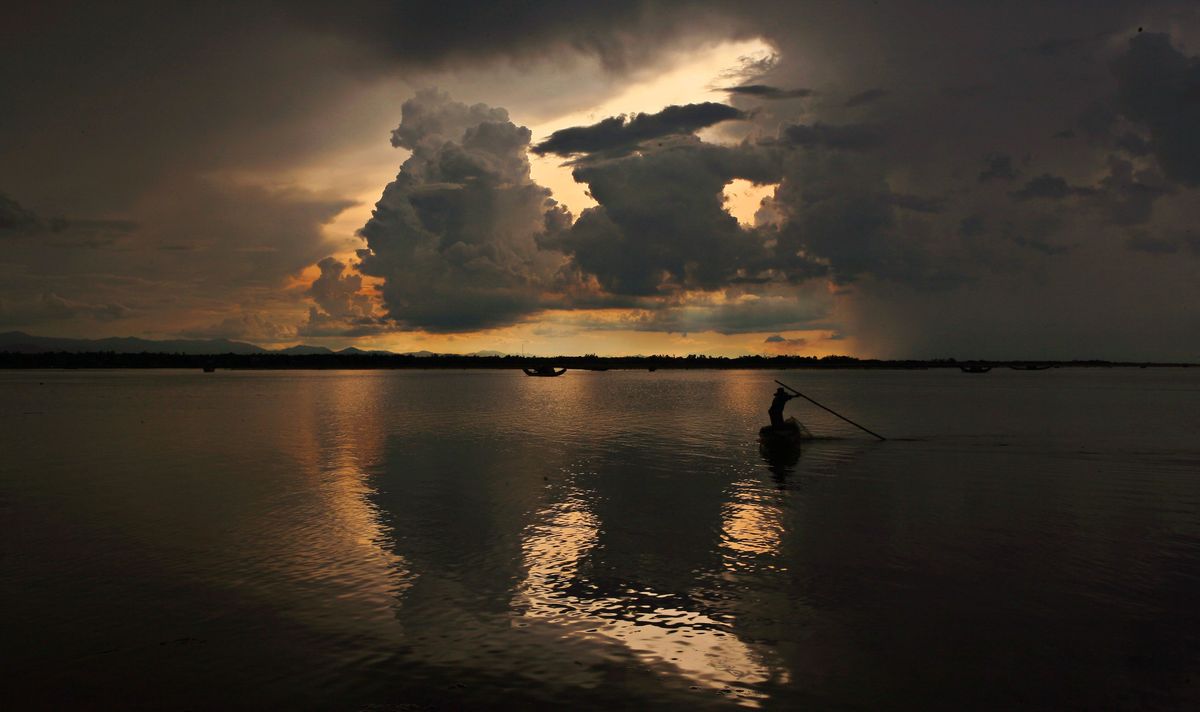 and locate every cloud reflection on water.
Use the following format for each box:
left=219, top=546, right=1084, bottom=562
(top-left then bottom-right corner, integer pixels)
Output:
left=514, top=480, right=780, bottom=706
